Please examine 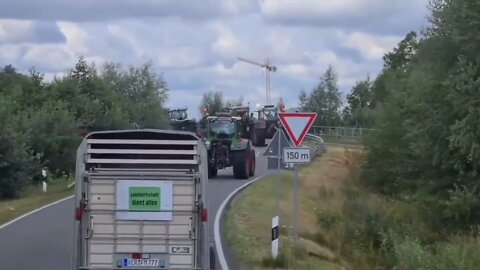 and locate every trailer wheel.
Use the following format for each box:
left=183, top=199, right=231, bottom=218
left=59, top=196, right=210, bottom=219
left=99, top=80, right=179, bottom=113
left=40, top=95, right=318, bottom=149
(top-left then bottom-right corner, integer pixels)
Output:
left=233, top=148, right=250, bottom=179
left=209, top=244, right=216, bottom=270
left=208, top=165, right=218, bottom=178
